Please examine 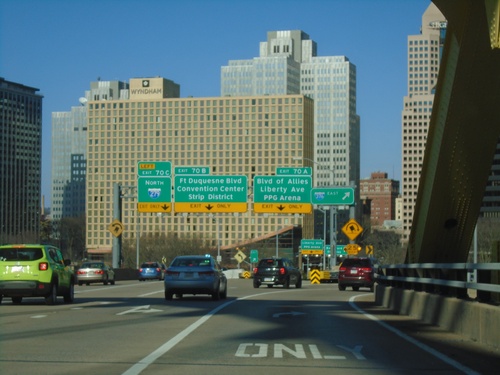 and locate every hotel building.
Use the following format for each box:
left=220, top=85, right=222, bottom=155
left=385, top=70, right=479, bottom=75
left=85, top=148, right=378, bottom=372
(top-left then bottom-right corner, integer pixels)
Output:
left=86, top=77, right=314, bottom=255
